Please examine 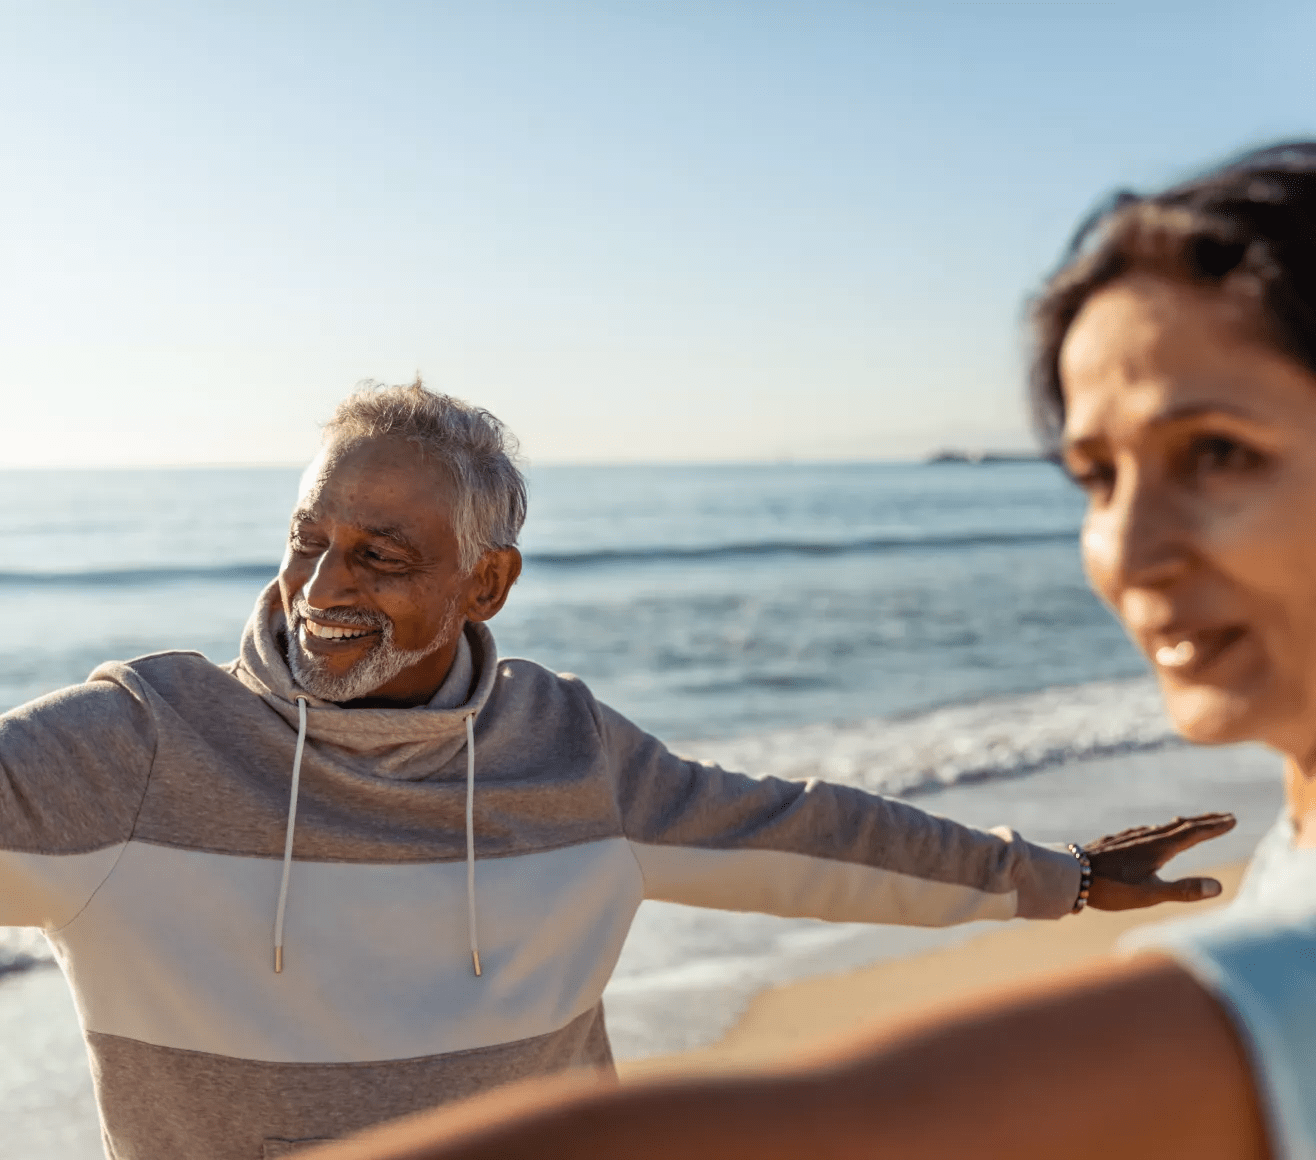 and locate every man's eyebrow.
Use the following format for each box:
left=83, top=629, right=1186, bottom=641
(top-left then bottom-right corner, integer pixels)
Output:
left=287, top=511, right=421, bottom=553
left=363, top=524, right=422, bottom=552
